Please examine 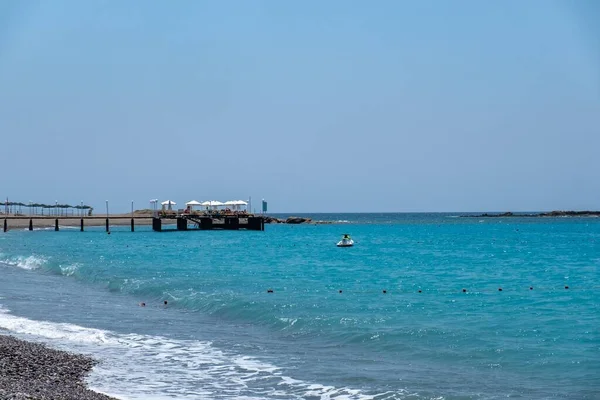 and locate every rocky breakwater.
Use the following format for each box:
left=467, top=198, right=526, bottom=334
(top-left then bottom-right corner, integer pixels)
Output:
left=285, top=216, right=312, bottom=224
left=538, top=210, right=600, bottom=217
left=0, top=335, right=116, bottom=400
left=465, top=212, right=515, bottom=217
left=264, top=216, right=311, bottom=224
left=263, top=216, right=335, bottom=225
